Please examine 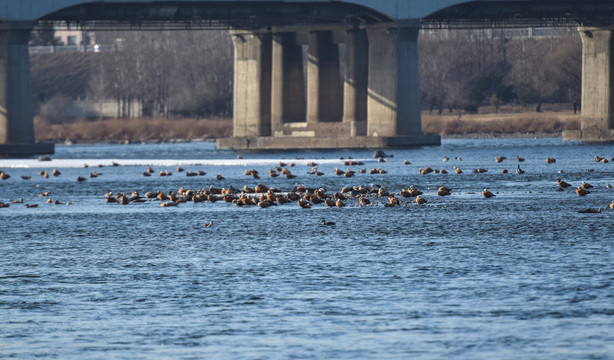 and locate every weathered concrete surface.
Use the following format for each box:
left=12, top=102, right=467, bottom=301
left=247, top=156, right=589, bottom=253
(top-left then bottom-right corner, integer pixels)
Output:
left=271, top=32, right=305, bottom=134
left=306, top=31, right=342, bottom=125
left=562, top=129, right=614, bottom=142
left=572, top=26, right=614, bottom=141
left=366, top=24, right=421, bottom=137
left=0, top=22, right=35, bottom=144
left=232, top=31, right=272, bottom=137
left=217, top=134, right=441, bottom=150
left=343, top=28, right=368, bottom=136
